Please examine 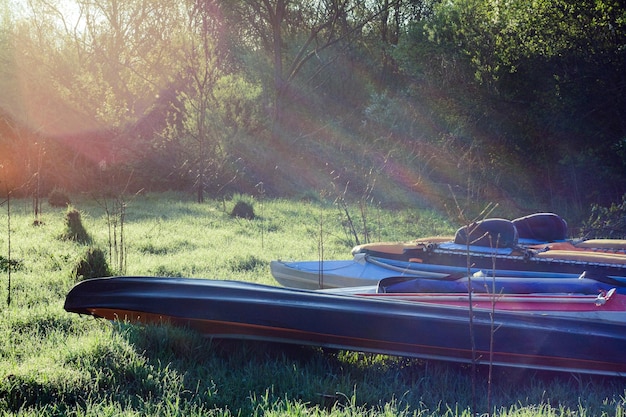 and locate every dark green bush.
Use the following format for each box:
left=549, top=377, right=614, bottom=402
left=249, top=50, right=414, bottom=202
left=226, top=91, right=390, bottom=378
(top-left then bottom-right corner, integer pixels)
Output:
left=227, top=254, right=264, bottom=272
left=583, top=194, right=626, bottom=239
left=74, top=247, right=111, bottom=280
left=0, top=255, right=22, bottom=273
left=61, top=207, right=91, bottom=244
left=152, top=265, right=184, bottom=277
left=231, top=200, right=255, bottom=219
